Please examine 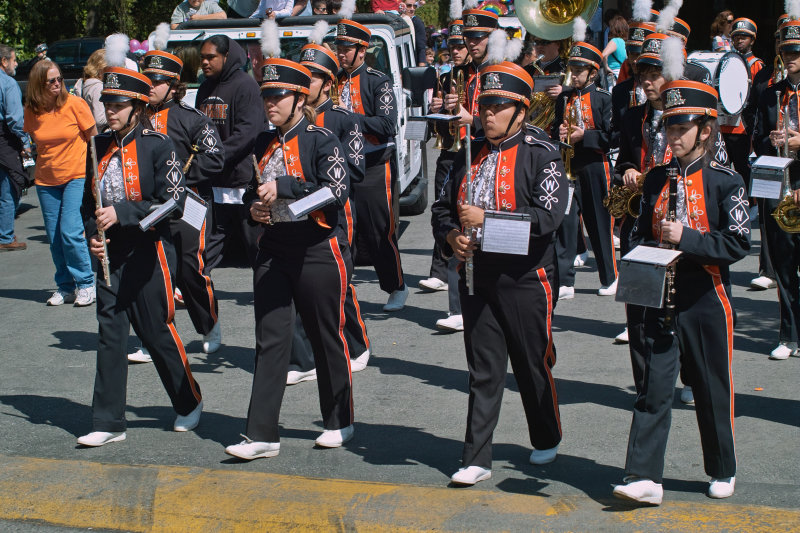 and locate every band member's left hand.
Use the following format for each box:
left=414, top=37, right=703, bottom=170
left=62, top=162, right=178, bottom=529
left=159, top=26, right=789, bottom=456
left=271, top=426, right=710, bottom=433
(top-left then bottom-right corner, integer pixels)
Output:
left=258, top=180, right=278, bottom=205
left=546, top=85, right=563, bottom=100
left=458, top=204, right=484, bottom=227
left=660, top=220, right=683, bottom=244
left=95, top=206, right=118, bottom=231
left=250, top=200, right=272, bottom=224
